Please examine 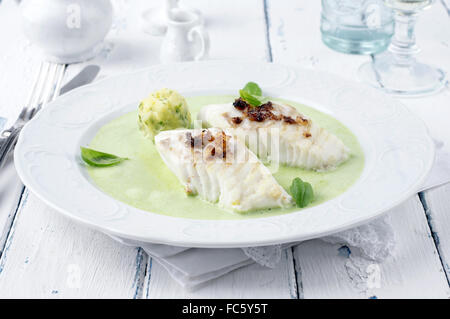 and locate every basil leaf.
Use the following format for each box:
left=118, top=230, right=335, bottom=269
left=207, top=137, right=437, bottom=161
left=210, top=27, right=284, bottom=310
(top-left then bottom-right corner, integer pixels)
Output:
left=290, top=177, right=314, bottom=208
left=239, top=82, right=265, bottom=106
left=243, top=82, right=262, bottom=96
left=239, top=89, right=262, bottom=106
left=81, top=147, right=128, bottom=167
